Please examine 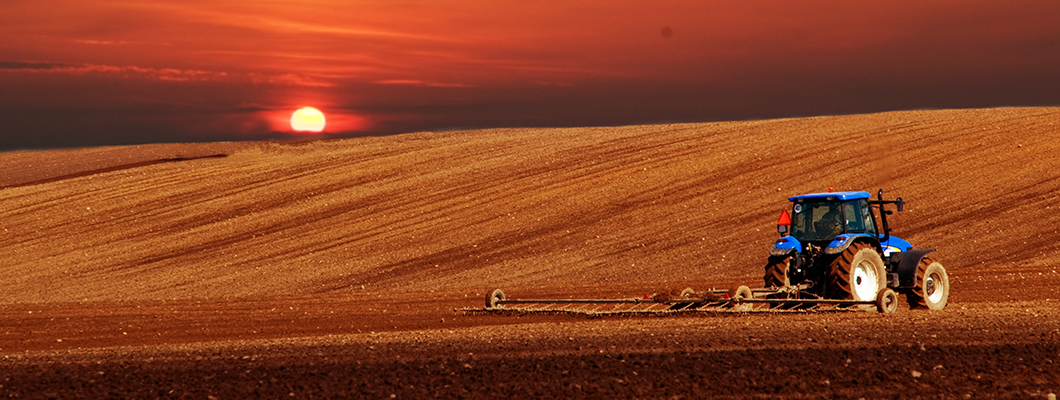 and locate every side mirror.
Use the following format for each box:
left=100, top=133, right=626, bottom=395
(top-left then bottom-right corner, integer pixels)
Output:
left=896, top=197, right=904, bottom=212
